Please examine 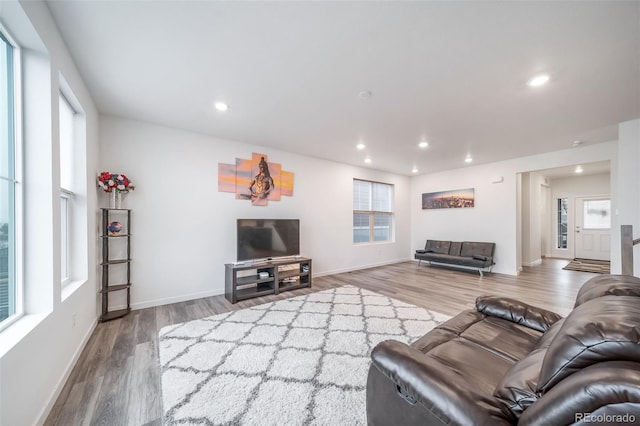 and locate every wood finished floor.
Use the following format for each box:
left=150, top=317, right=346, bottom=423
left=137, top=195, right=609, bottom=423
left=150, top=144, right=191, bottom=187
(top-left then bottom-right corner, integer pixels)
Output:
left=44, top=258, right=595, bottom=426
